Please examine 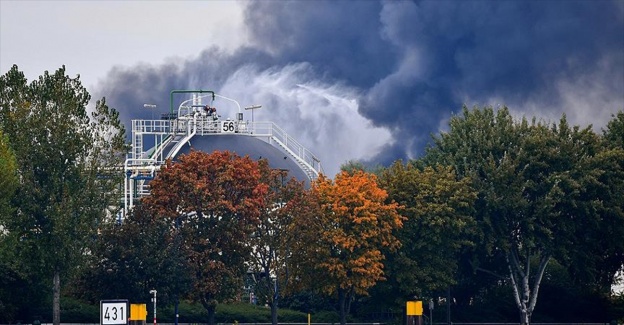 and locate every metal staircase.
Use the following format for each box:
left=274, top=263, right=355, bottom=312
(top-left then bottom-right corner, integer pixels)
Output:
left=271, top=136, right=318, bottom=180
